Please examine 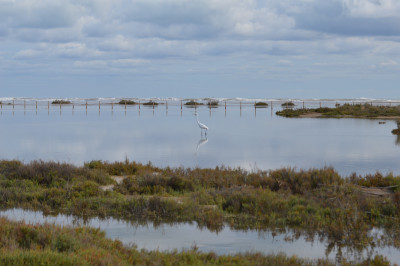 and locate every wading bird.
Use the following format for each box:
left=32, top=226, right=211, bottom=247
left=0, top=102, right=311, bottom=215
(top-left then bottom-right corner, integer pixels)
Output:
left=196, top=113, right=208, bottom=135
